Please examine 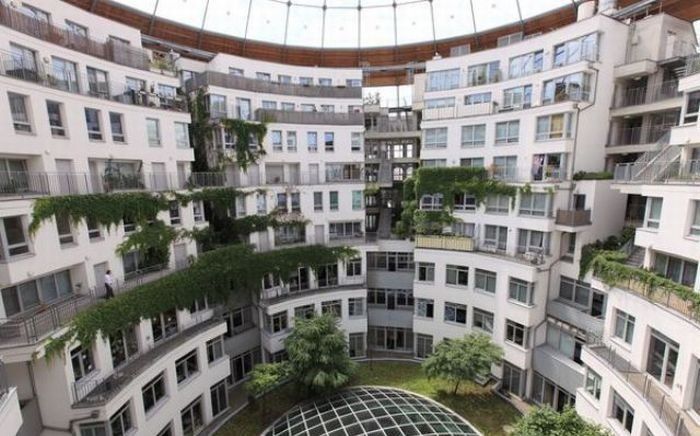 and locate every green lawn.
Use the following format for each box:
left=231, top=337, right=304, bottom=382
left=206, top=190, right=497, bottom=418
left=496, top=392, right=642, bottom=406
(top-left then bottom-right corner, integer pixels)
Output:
left=216, top=361, right=520, bottom=436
